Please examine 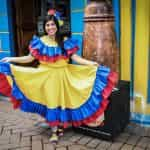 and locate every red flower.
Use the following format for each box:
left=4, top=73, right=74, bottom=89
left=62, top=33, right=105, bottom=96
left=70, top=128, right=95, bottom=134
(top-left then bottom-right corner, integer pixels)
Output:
left=47, top=9, right=56, bottom=15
